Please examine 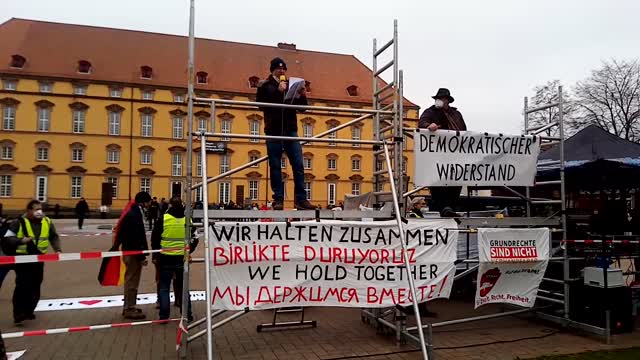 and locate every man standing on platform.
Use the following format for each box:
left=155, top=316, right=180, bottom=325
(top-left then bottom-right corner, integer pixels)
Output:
left=116, top=191, right=152, bottom=320
left=256, top=57, right=315, bottom=211
left=5, top=200, right=61, bottom=324
left=418, top=88, right=467, bottom=218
